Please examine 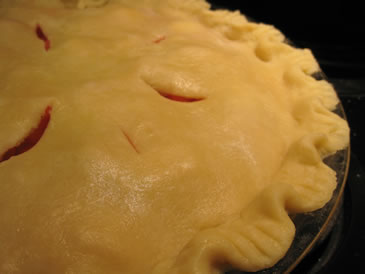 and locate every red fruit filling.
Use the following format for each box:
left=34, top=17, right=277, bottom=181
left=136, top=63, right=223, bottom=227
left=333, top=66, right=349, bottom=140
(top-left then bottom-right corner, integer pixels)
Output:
left=0, top=106, right=52, bottom=163
left=35, top=24, right=51, bottom=51
left=157, top=91, right=204, bottom=102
